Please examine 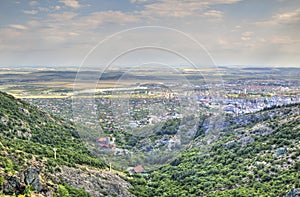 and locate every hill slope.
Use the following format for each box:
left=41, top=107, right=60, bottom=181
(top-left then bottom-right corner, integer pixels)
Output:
left=130, top=104, right=300, bottom=196
left=0, top=91, right=133, bottom=196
